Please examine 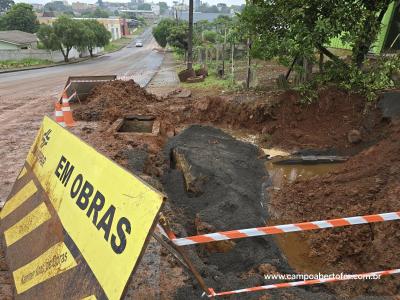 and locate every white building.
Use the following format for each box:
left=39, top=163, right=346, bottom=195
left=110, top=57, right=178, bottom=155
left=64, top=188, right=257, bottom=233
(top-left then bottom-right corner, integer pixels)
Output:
left=151, top=4, right=160, bottom=16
